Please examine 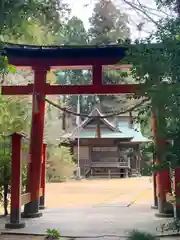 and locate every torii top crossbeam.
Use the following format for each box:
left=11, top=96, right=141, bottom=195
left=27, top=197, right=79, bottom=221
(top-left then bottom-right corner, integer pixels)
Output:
left=1, top=42, right=164, bottom=96
left=2, top=43, right=145, bottom=95
left=5, top=43, right=127, bottom=66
